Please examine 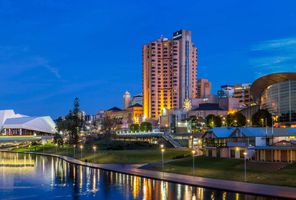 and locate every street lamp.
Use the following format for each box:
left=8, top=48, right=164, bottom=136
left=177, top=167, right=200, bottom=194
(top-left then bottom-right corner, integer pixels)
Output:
left=160, top=144, right=164, bottom=149
left=55, top=143, right=58, bottom=154
left=243, top=151, right=247, bottom=182
left=192, top=150, right=196, bottom=175
left=161, top=148, right=165, bottom=171
left=92, top=145, right=97, bottom=159
left=80, top=145, right=84, bottom=159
